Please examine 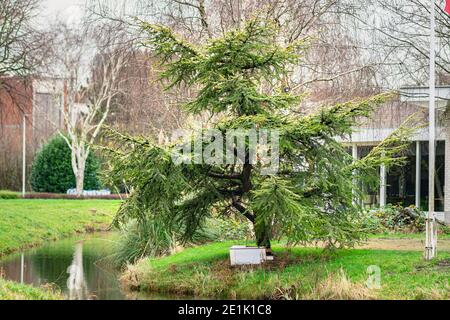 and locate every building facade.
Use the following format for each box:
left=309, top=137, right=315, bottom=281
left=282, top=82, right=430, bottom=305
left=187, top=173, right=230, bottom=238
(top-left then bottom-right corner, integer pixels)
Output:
left=0, top=77, right=66, bottom=190
left=345, top=86, right=450, bottom=223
